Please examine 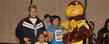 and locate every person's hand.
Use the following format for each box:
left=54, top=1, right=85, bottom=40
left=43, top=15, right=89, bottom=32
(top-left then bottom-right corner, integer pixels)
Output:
left=24, top=37, right=31, bottom=44
left=43, top=31, right=48, bottom=35
left=62, top=29, right=68, bottom=34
